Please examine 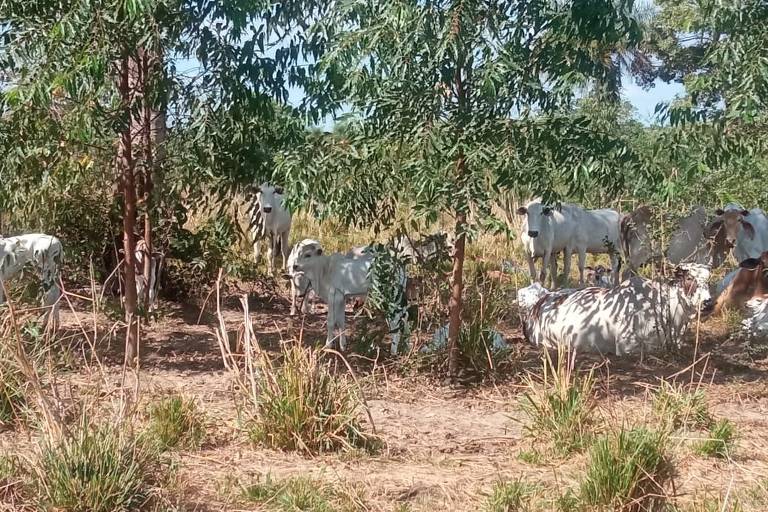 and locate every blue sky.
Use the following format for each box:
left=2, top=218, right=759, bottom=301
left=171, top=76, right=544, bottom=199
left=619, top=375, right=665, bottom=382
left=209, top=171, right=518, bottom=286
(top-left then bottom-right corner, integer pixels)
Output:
left=177, top=58, right=686, bottom=128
